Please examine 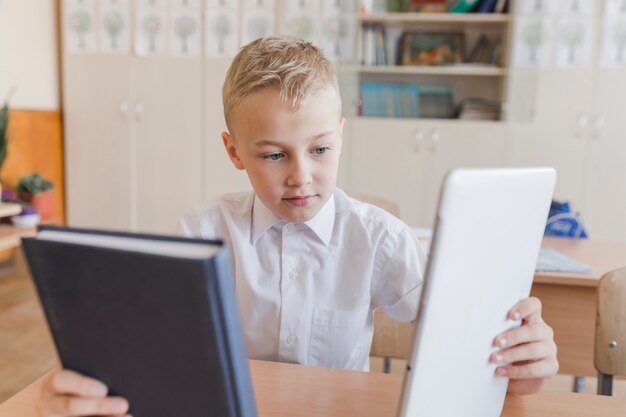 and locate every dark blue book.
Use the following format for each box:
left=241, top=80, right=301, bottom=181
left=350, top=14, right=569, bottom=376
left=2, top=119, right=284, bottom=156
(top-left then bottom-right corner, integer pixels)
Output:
left=477, top=0, right=498, bottom=12
left=23, top=225, right=257, bottom=417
